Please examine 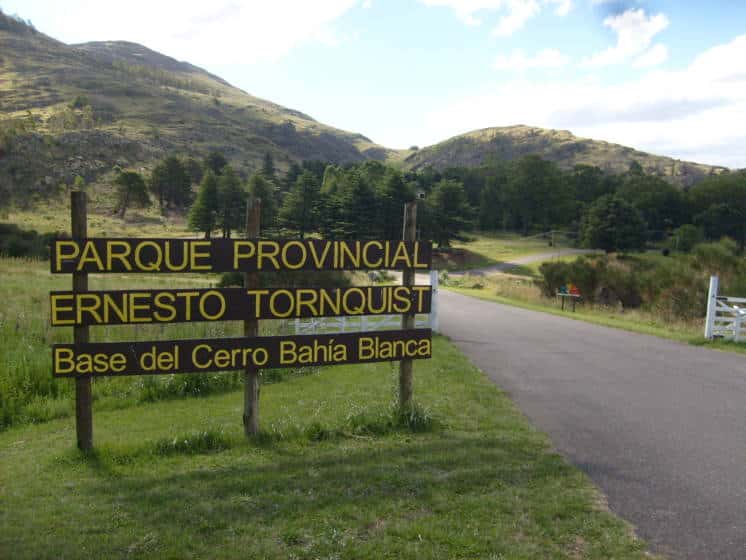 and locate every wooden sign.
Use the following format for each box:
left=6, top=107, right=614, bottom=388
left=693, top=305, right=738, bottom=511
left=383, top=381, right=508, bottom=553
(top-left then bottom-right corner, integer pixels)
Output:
left=51, top=238, right=432, bottom=273
left=50, top=285, right=432, bottom=326
left=53, top=329, right=432, bottom=377
left=52, top=193, right=431, bottom=449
